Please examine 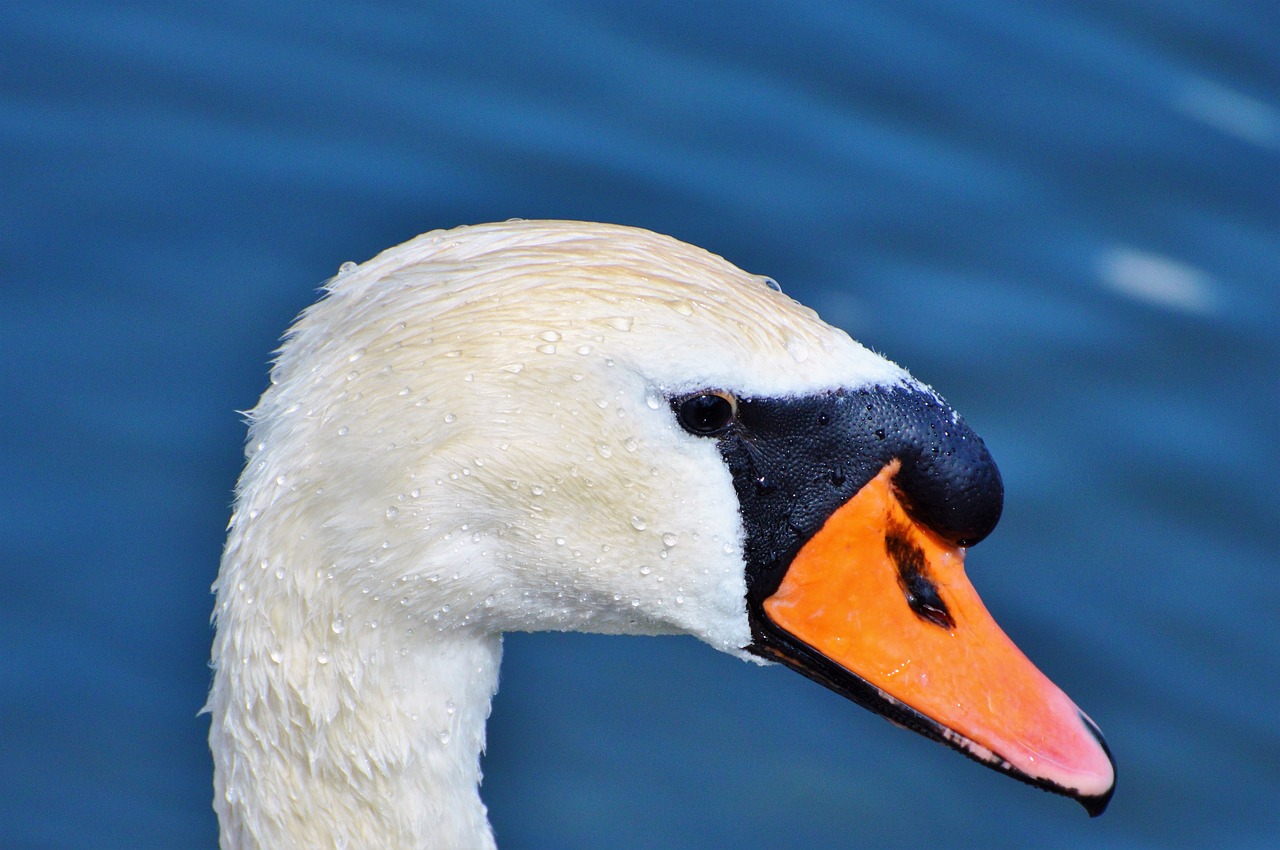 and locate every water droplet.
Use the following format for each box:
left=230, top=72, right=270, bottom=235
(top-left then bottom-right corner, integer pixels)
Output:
left=538, top=330, right=562, bottom=343
left=762, top=276, right=783, bottom=292
left=630, top=515, right=648, bottom=531
left=606, top=316, right=634, bottom=332
left=397, top=387, right=411, bottom=397
left=274, top=567, right=285, bottom=580
left=785, top=336, right=810, bottom=363
left=531, top=485, right=545, bottom=496
left=576, top=344, right=592, bottom=355
left=410, top=488, right=421, bottom=498
left=437, top=730, right=451, bottom=744
left=336, top=425, right=350, bottom=436
left=537, top=344, right=557, bottom=355
left=595, top=442, right=613, bottom=459
left=444, top=350, right=461, bottom=358
left=443, top=413, right=457, bottom=424
left=501, top=363, right=524, bottom=373
left=385, top=506, right=400, bottom=521
left=662, top=532, right=678, bottom=548
left=639, top=566, right=652, bottom=576
left=268, top=649, right=282, bottom=663
left=338, top=261, right=357, bottom=274
left=672, top=300, right=694, bottom=316
left=645, top=388, right=663, bottom=410
left=623, top=437, right=639, bottom=452
left=317, top=651, right=331, bottom=665
left=331, top=616, right=347, bottom=635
